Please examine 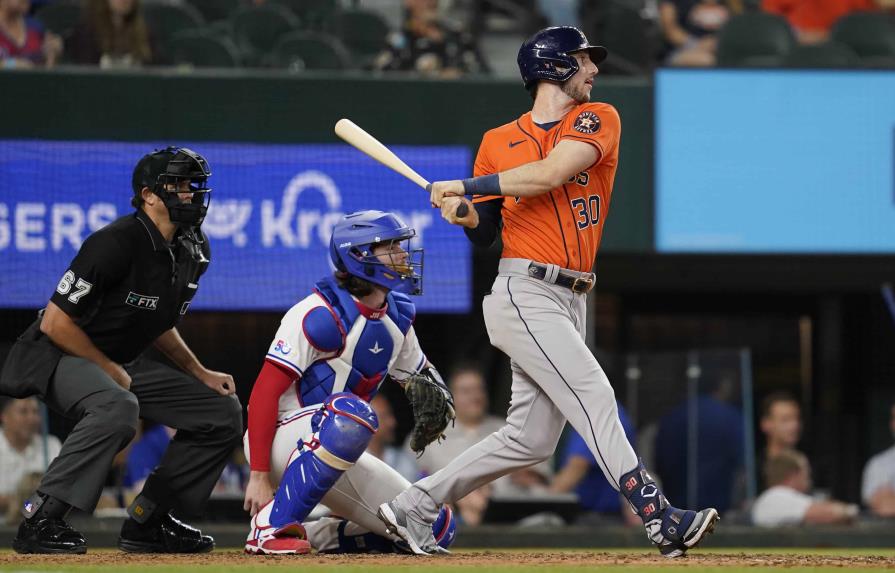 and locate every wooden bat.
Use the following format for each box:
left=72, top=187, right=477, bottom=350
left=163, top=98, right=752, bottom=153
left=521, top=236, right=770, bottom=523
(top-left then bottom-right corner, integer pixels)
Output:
left=334, top=118, right=468, bottom=218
